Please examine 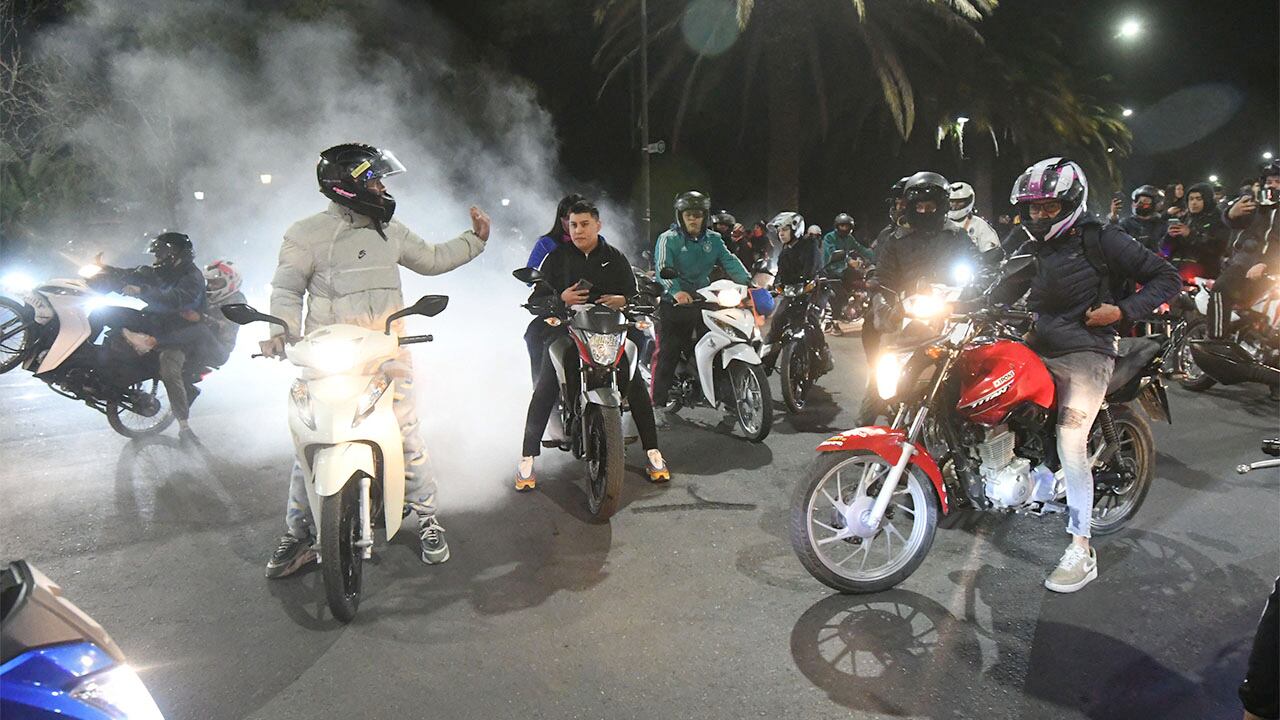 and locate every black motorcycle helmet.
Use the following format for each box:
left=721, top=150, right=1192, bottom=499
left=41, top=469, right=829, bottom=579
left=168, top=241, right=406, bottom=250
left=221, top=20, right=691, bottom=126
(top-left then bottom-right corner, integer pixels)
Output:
left=833, top=213, right=854, bottom=233
left=902, top=171, right=950, bottom=232
left=317, top=143, right=406, bottom=224
left=886, top=176, right=909, bottom=225
left=710, top=210, right=736, bottom=229
left=674, top=191, right=712, bottom=235
left=1130, top=184, right=1164, bottom=217
left=148, top=231, right=194, bottom=269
